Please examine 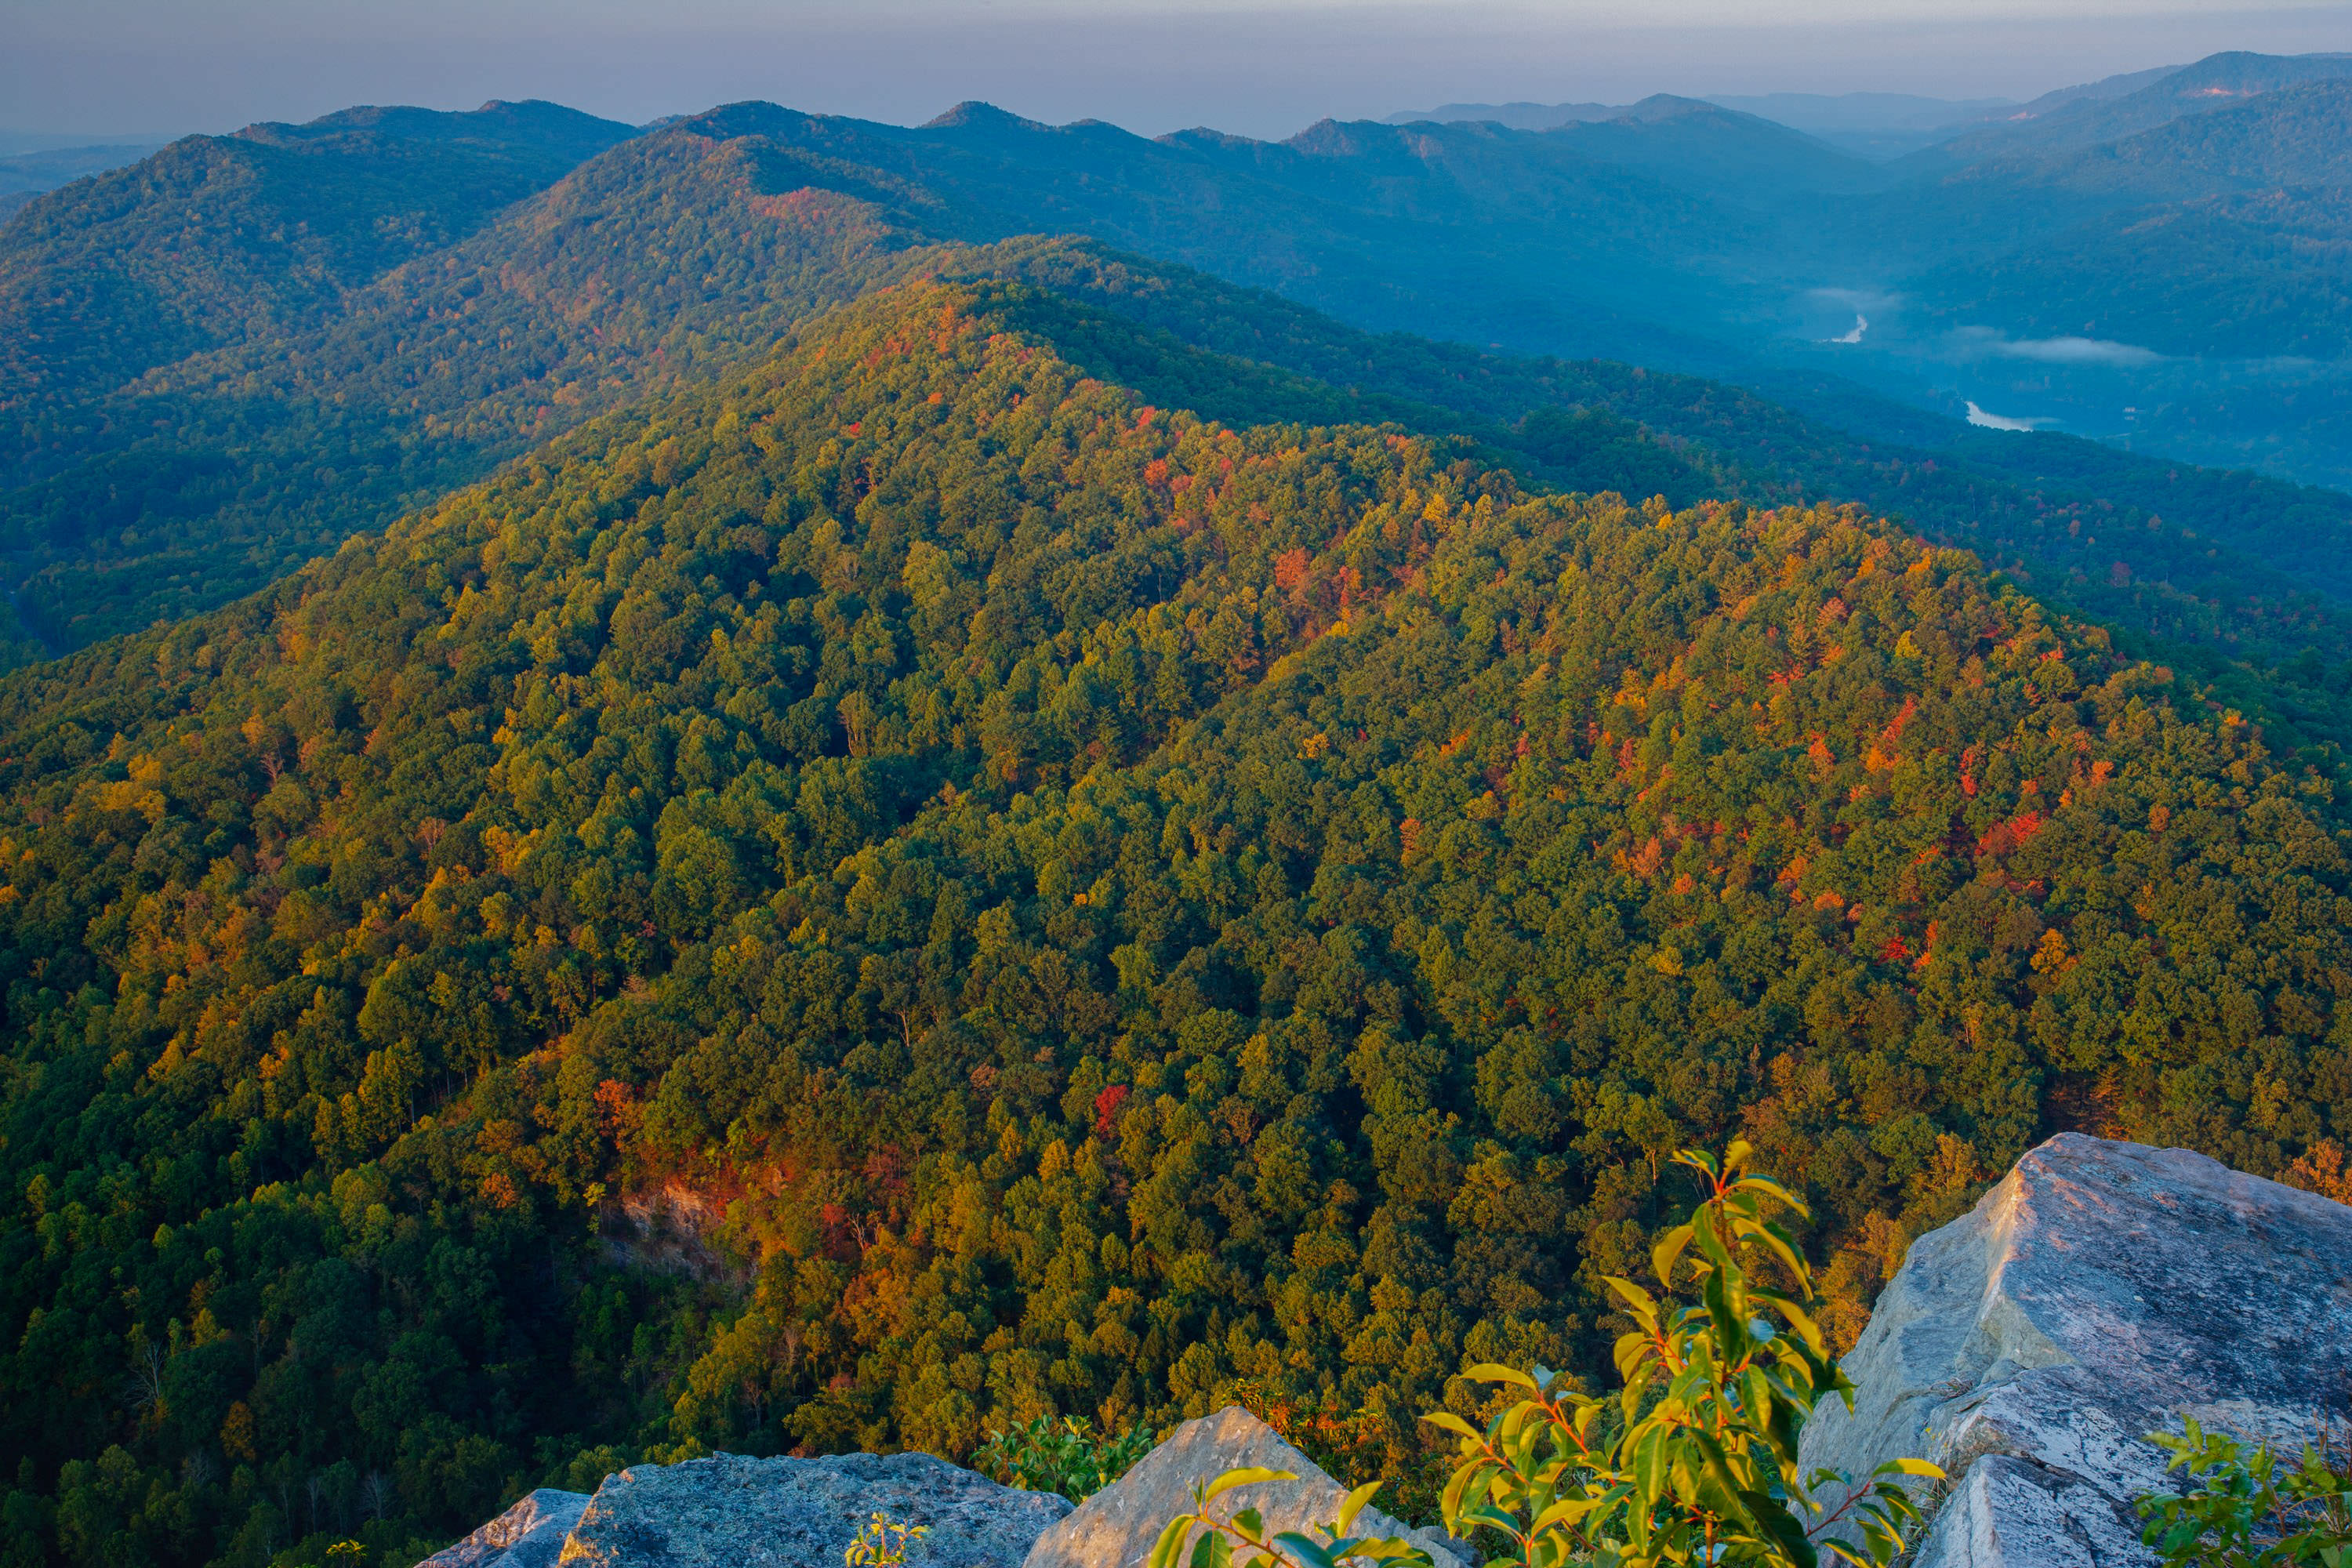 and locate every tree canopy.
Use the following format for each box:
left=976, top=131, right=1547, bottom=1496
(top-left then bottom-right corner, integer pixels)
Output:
left=3, top=277, right=2347, bottom=1568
